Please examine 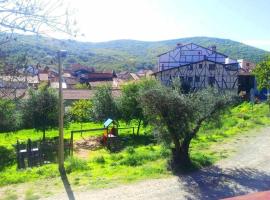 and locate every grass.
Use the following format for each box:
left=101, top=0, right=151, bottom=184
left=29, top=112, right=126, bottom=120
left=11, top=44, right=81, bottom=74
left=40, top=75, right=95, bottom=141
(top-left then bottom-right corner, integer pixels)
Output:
left=190, top=102, right=270, bottom=168
left=0, top=102, right=270, bottom=195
